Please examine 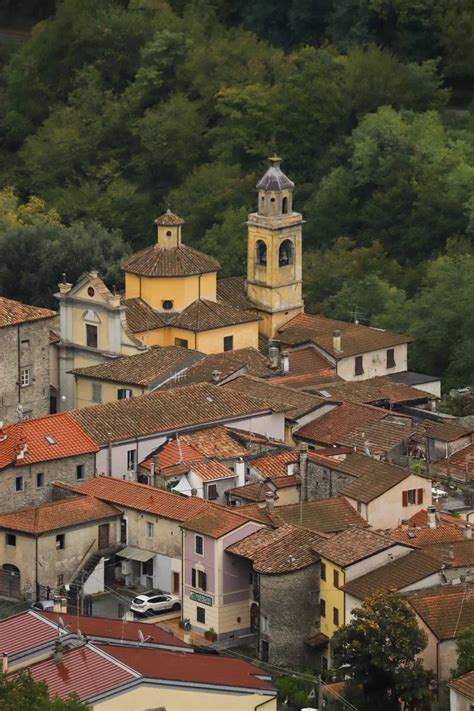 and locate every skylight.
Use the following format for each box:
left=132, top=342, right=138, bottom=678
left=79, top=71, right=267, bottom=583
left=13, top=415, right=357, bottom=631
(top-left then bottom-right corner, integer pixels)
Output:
left=45, top=435, right=57, bottom=445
